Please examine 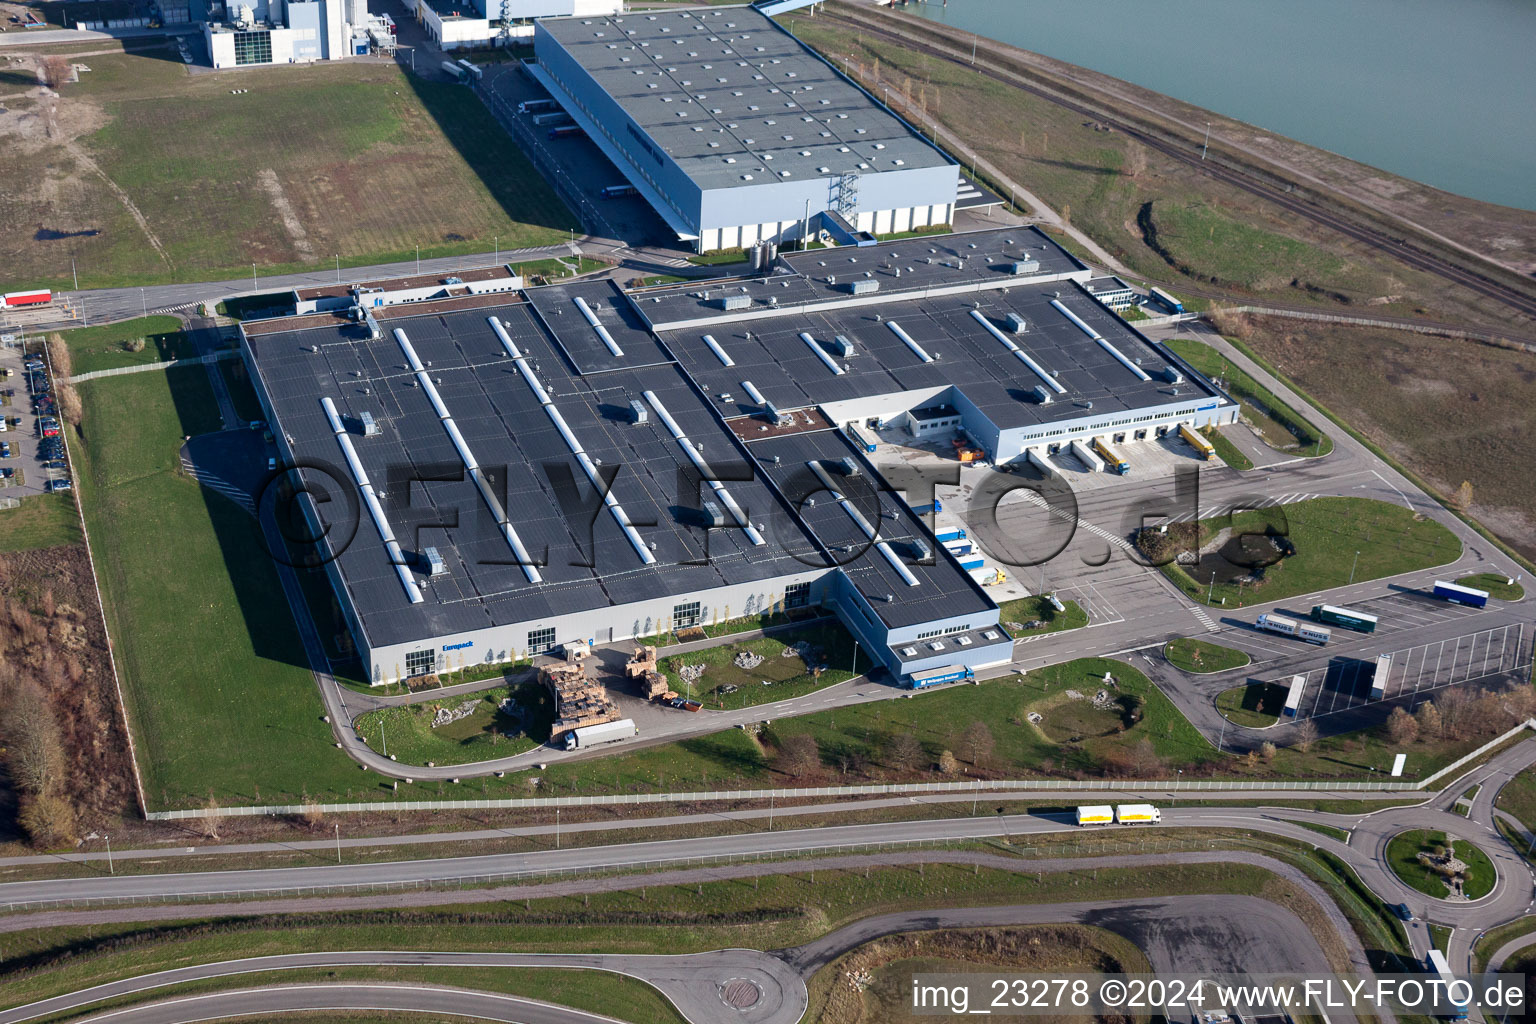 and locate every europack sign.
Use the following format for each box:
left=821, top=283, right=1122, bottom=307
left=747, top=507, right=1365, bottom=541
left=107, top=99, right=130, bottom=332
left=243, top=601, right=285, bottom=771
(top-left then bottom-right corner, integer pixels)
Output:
left=443, top=640, right=474, bottom=652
